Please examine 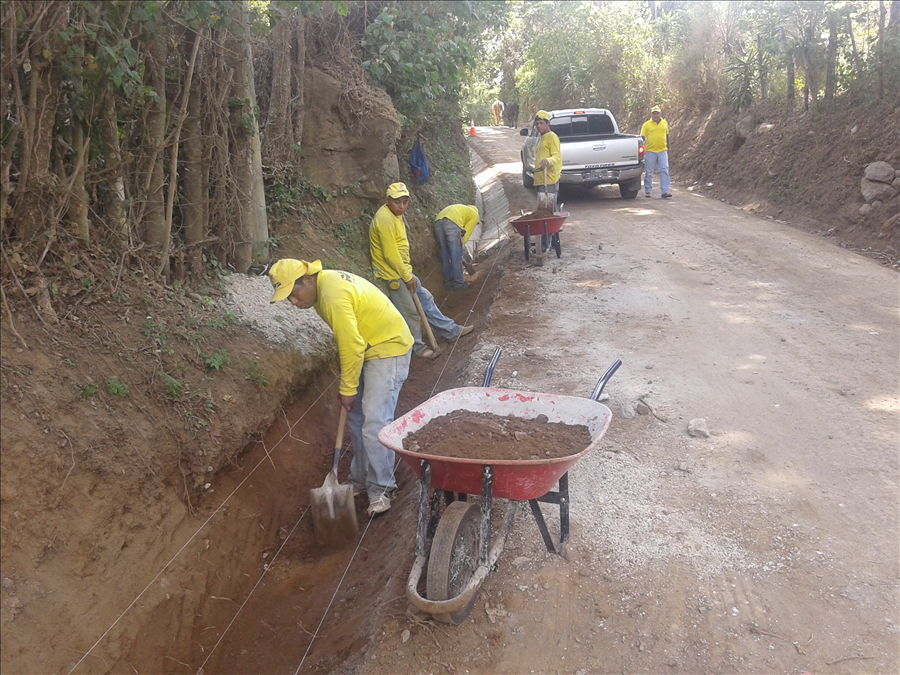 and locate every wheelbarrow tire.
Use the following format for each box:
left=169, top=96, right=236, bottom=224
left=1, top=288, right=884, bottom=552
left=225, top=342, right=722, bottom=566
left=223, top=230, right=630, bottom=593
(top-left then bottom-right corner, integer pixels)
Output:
left=552, top=233, right=561, bottom=258
left=426, top=501, right=481, bottom=624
